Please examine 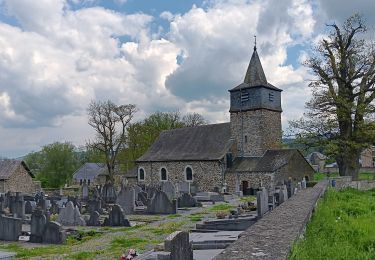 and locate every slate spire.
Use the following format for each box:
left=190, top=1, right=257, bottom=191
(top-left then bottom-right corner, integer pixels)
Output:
left=243, top=41, right=267, bottom=85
